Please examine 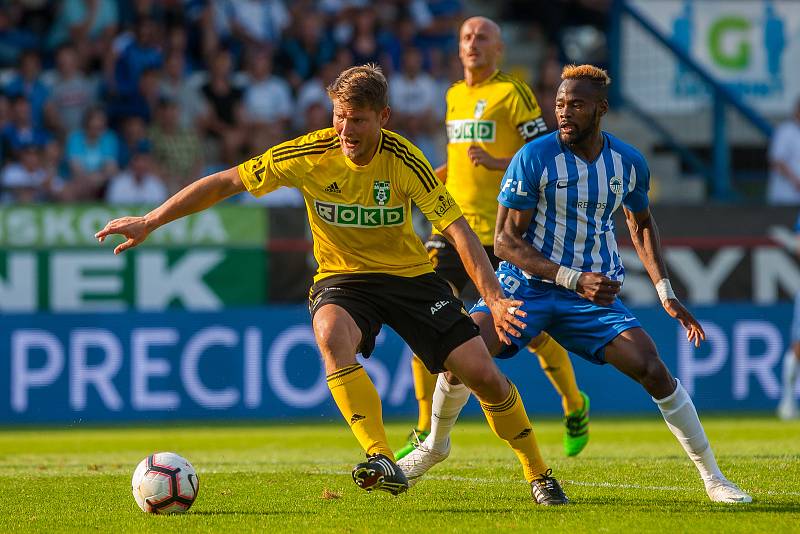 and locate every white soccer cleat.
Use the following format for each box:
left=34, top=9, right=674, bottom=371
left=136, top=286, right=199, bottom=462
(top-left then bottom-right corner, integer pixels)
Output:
left=777, top=398, right=799, bottom=420
left=396, top=437, right=450, bottom=487
left=704, top=476, right=752, bottom=504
